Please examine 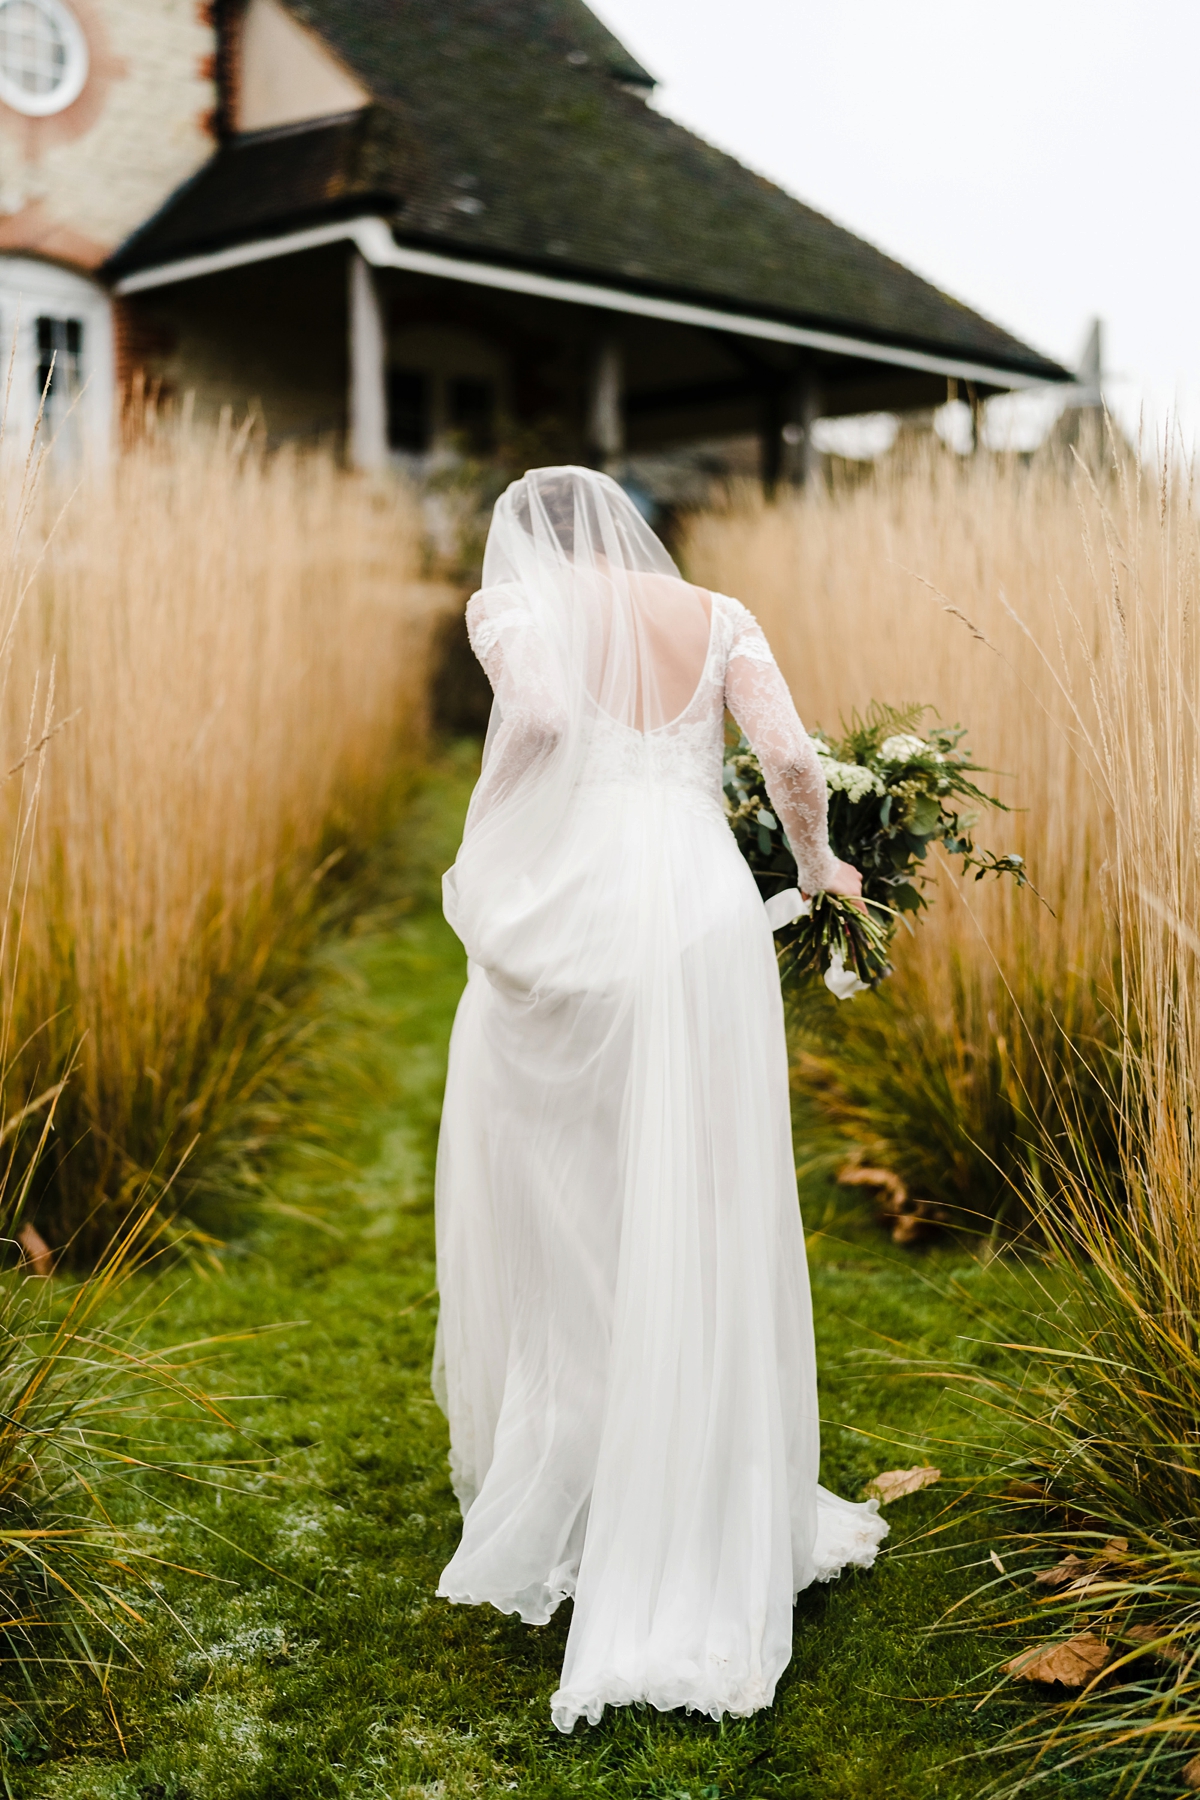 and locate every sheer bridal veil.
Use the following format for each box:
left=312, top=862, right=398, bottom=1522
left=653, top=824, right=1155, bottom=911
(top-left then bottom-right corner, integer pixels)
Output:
left=442, top=465, right=713, bottom=987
